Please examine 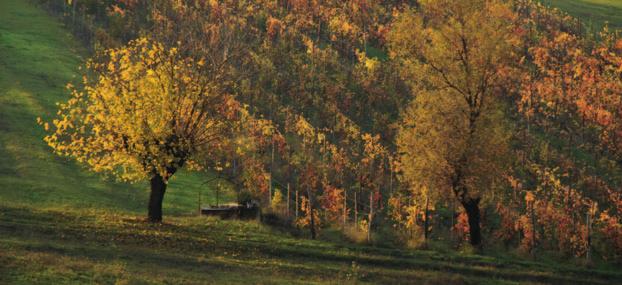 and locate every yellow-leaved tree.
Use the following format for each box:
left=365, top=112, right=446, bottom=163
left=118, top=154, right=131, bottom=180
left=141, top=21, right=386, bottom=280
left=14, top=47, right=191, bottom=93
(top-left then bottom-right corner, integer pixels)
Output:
left=42, top=38, right=244, bottom=222
left=390, top=0, right=517, bottom=246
